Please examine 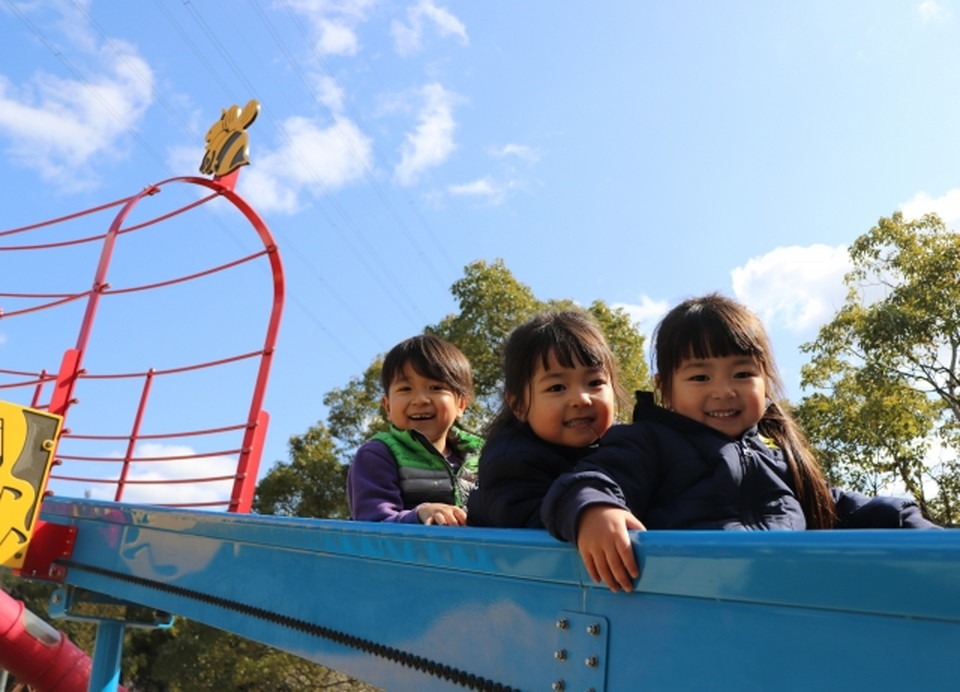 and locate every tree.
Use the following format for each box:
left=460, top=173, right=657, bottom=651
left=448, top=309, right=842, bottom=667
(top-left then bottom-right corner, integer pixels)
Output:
left=148, top=619, right=377, bottom=691
left=797, top=211, right=960, bottom=526
left=254, top=422, right=350, bottom=519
